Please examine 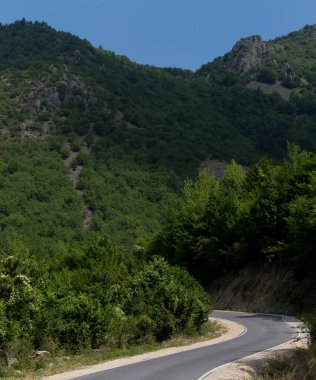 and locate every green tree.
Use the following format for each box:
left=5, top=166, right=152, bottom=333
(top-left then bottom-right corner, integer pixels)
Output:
left=257, top=66, right=278, bottom=84
left=0, top=256, right=38, bottom=366
left=125, top=258, right=210, bottom=341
